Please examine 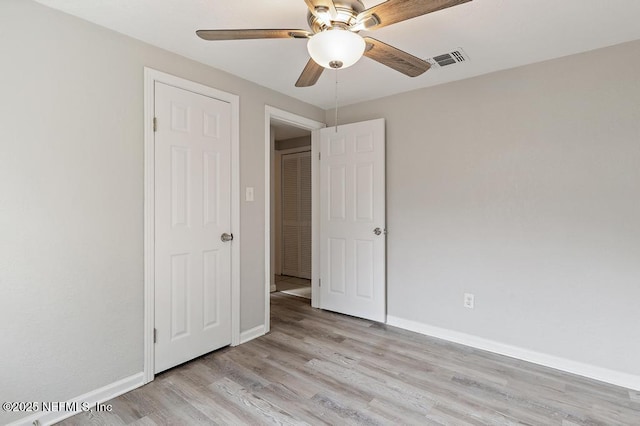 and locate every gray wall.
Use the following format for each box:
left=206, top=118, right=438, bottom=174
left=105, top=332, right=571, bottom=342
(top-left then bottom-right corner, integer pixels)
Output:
left=332, top=40, right=640, bottom=377
left=0, top=1, right=323, bottom=422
